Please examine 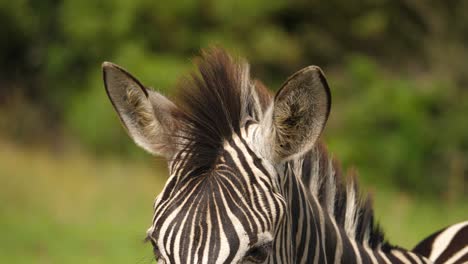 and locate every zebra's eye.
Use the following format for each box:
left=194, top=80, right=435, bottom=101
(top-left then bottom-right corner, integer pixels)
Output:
left=149, top=238, right=162, bottom=260
left=243, top=242, right=272, bottom=263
